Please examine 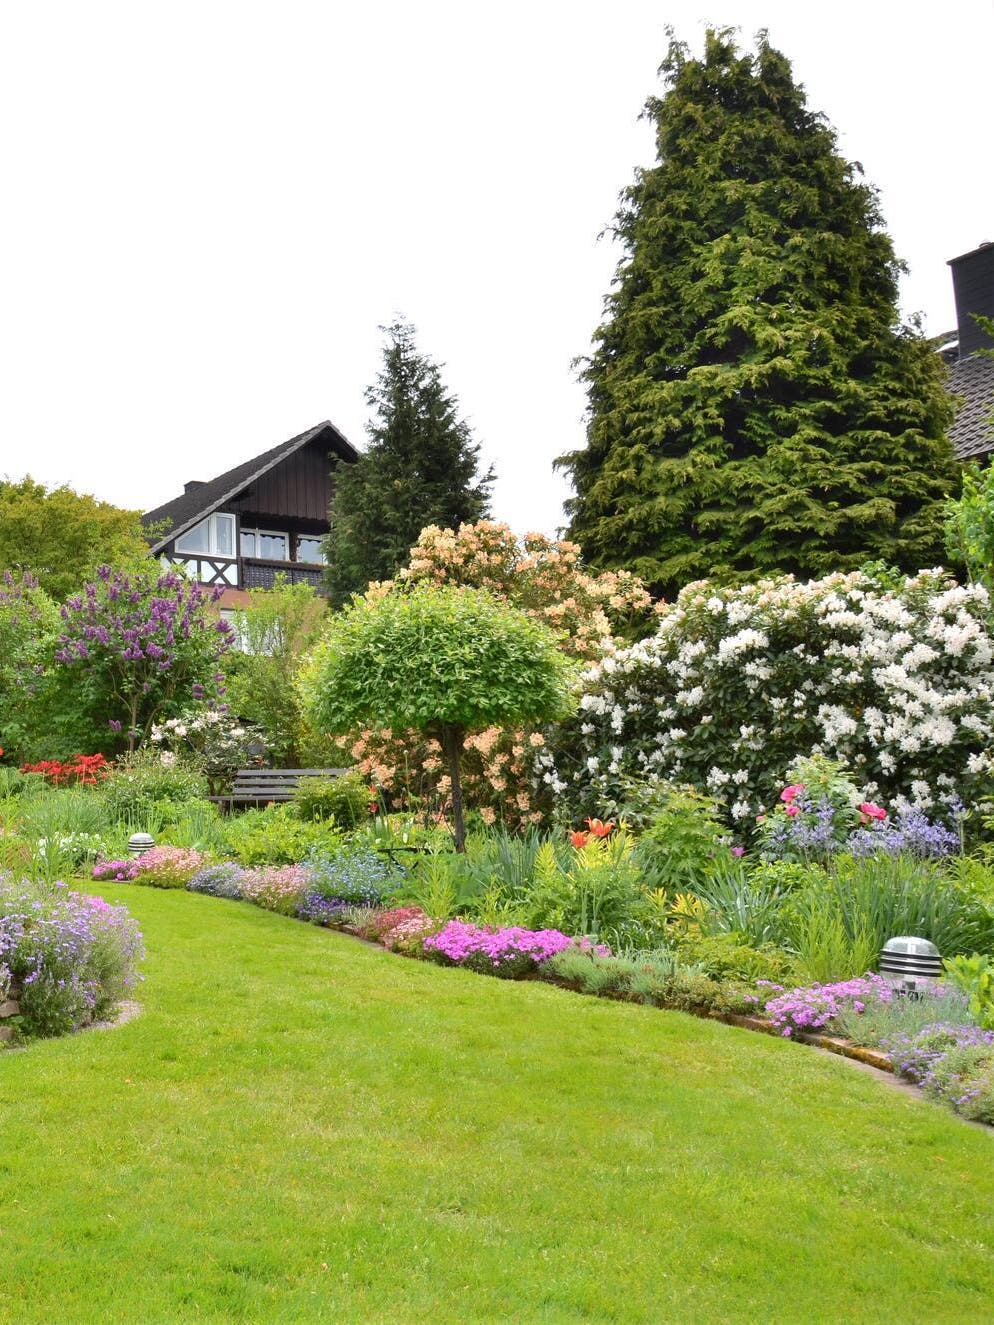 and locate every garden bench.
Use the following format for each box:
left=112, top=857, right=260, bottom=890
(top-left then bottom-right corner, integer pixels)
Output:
left=210, top=768, right=350, bottom=809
